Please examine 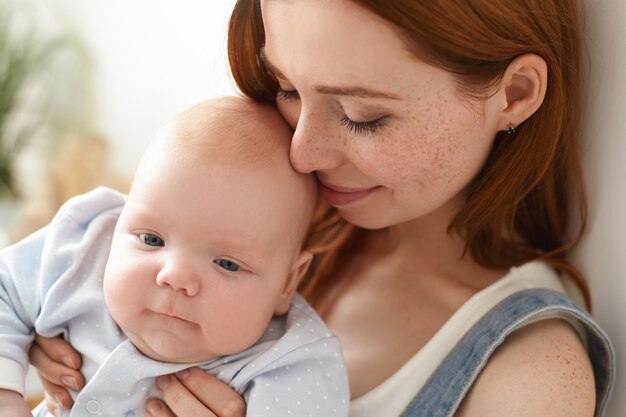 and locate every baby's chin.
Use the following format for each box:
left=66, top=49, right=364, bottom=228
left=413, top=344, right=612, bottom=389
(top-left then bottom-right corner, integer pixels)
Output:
left=127, top=330, right=217, bottom=364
